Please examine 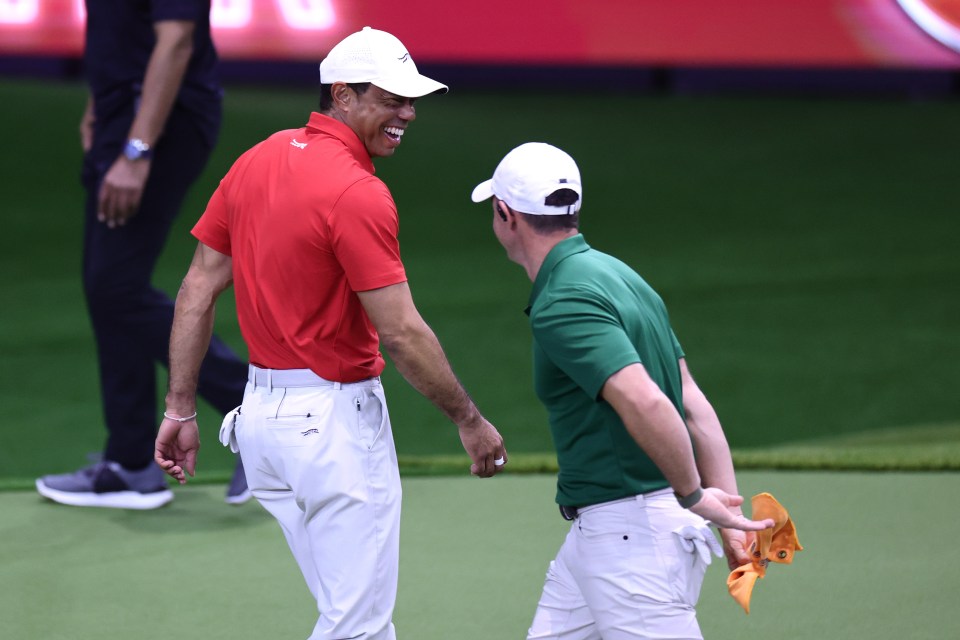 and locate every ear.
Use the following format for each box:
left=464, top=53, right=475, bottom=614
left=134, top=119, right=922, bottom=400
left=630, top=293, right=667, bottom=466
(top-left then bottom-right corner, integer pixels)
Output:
left=331, top=82, right=353, bottom=111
